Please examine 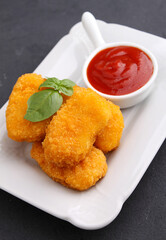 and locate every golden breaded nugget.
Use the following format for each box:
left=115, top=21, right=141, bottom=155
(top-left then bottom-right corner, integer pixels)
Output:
left=31, top=142, right=107, bottom=191
left=43, top=86, right=112, bottom=167
left=6, top=73, right=51, bottom=142
left=95, top=101, right=124, bottom=152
